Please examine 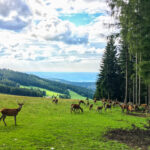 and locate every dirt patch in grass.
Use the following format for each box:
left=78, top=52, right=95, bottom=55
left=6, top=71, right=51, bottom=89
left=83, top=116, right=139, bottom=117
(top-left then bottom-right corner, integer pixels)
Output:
left=126, top=112, right=150, bottom=118
left=104, top=126, right=150, bottom=150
